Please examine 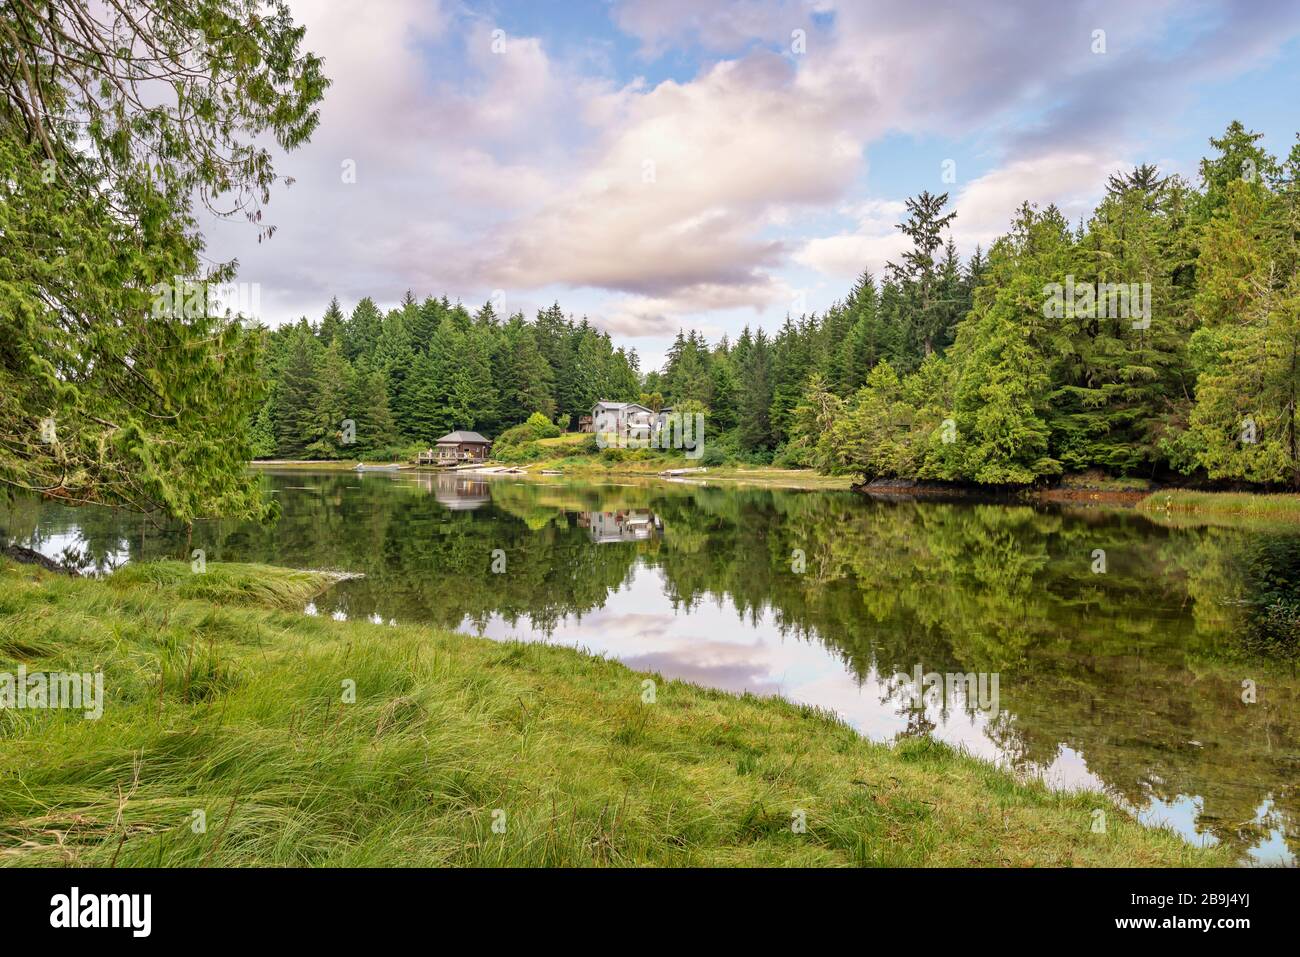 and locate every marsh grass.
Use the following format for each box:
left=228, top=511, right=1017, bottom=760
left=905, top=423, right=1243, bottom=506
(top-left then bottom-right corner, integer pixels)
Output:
left=1138, top=491, right=1300, bottom=528
left=0, top=559, right=1230, bottom=867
